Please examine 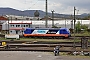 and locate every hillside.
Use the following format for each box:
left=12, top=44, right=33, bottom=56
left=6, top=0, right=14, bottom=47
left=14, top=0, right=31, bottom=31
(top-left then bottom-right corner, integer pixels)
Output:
left=0, top=7, right=89, bottom=18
